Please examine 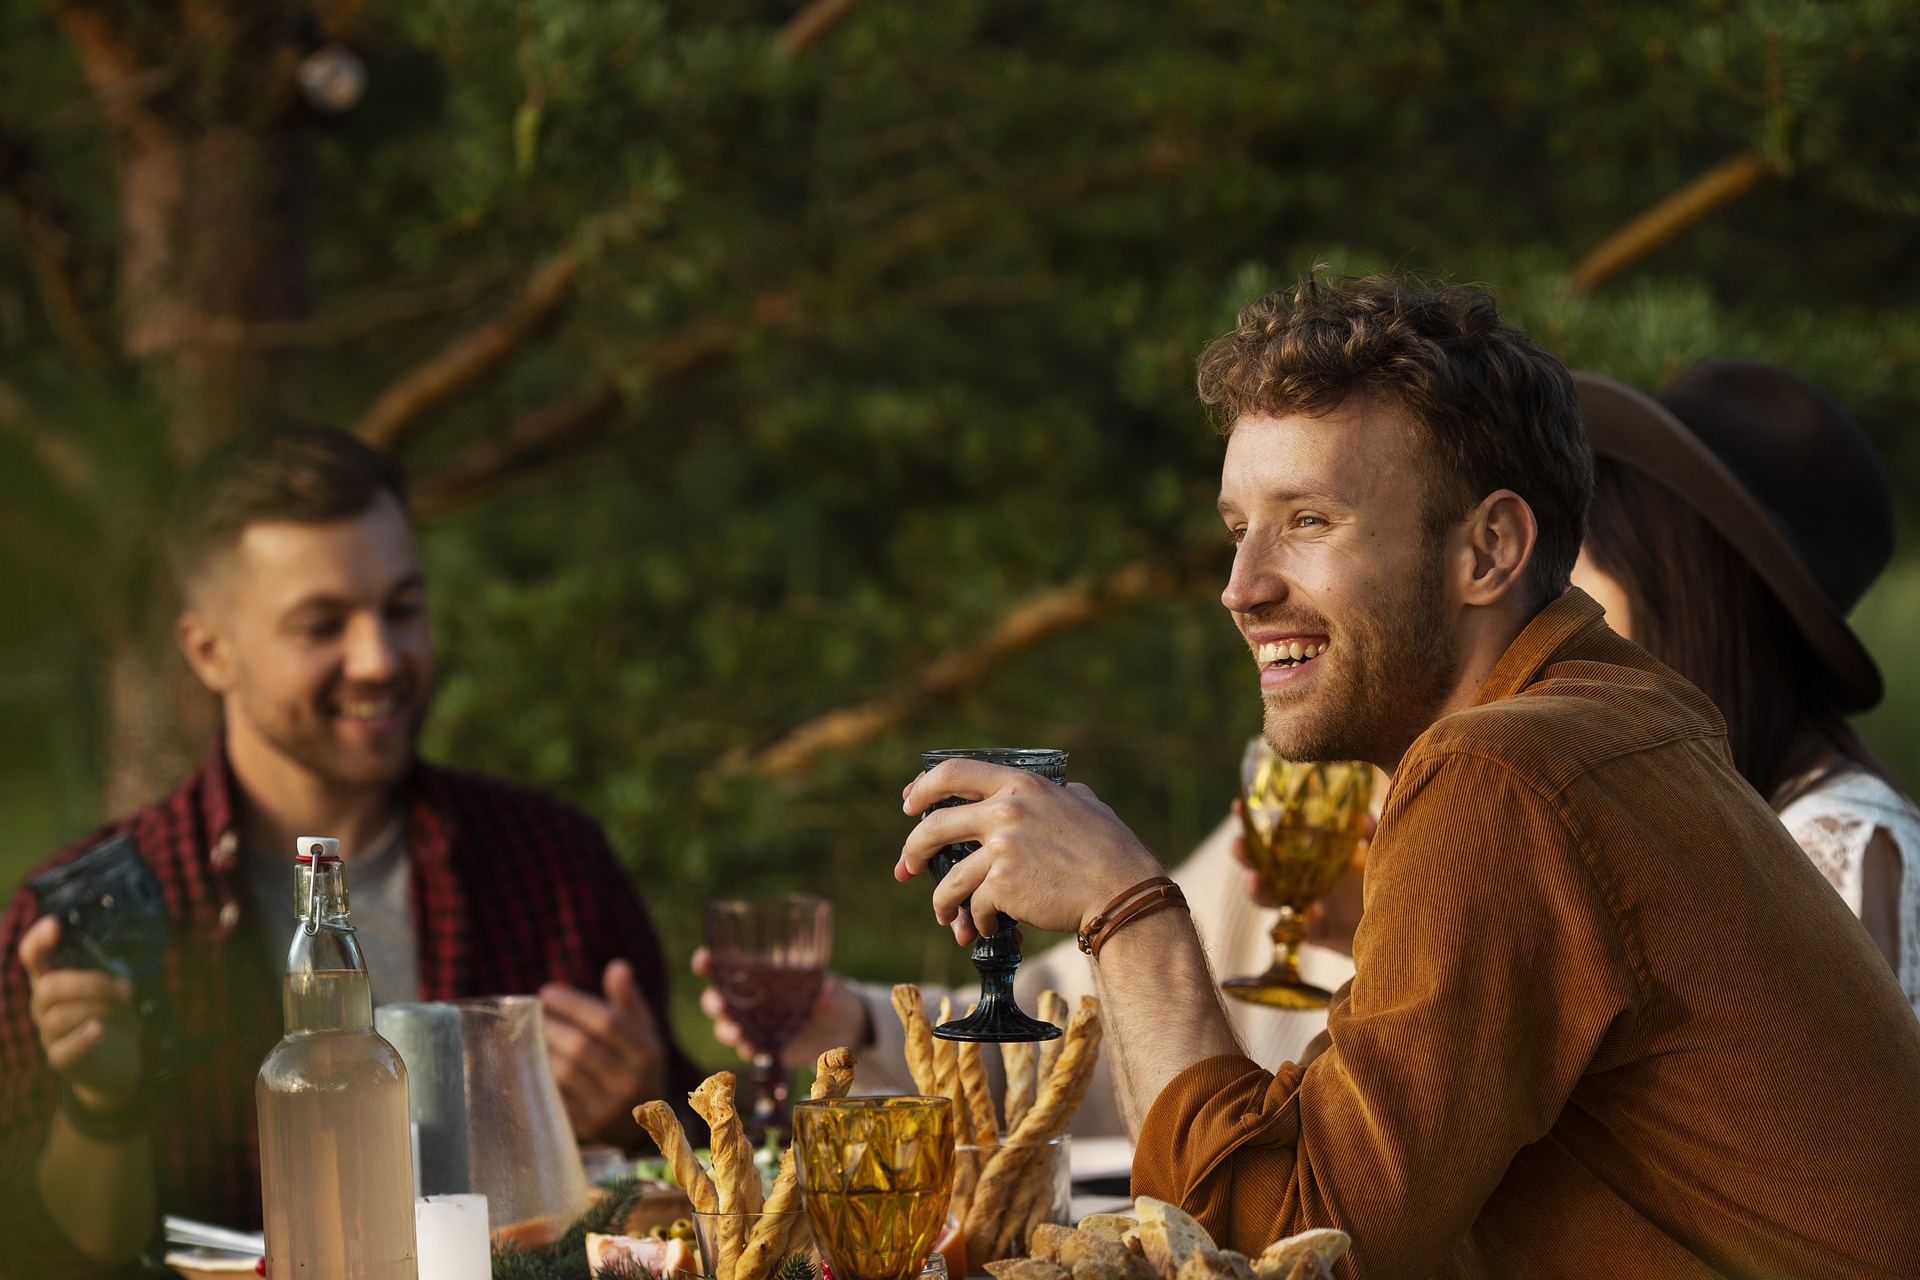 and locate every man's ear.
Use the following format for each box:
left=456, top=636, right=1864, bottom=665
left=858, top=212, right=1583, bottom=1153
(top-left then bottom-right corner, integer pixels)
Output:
left=1459, top=488, right=1538, bottom=607
left=176, top=608, right=236, bottom=695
